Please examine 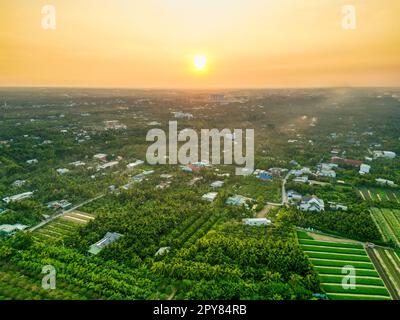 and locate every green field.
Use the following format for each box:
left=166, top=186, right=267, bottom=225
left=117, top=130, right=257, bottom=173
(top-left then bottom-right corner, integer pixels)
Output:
left=373, top=248, right=400, bottom=298
left=33, top=211, right=95, bottom=243
left=298, top=232, right=391, bottom=300
left=358, top=188, right=400, bottom=204
left=370, top=208, right=400, bottom=246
